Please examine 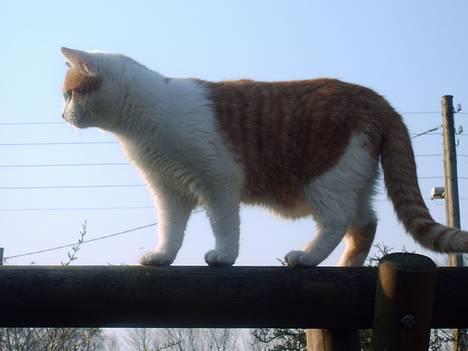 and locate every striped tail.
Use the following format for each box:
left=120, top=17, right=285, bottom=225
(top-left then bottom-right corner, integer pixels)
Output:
left=381, top=113, right=468, bottom=253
